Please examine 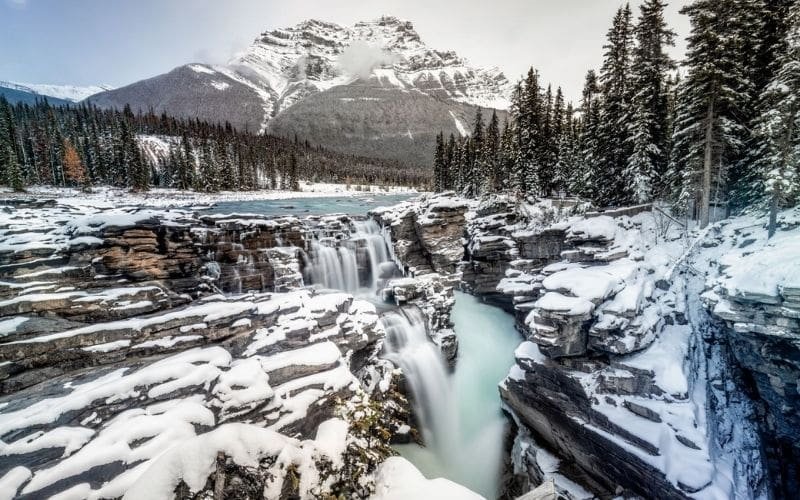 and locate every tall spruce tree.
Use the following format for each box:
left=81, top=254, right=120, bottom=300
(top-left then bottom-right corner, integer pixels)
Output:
left=499, top=120, right=515, bottom=192
left=4, top=145, right=24, bottom=192
left=433, top=132, right=446, bottom=192
left=597, top=4, right=635, bottom=205
left=670, top=0, right=757, bottom=226
left=538, top=85, right=555, bottom=195
left=517, top=69, right=544, bottom=195
left=751, top=0, right=800, bottom=236
left=626, top=0, right=676, bottom=202
left=484, top=110, right=501, bottom=193
left=575, top=70, right=602, bottom=199
left=445, top=133, right=456, bottom=190
left=555, top=103, right=579, bottom=196
left=468, top=108, right=485, bottom=197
